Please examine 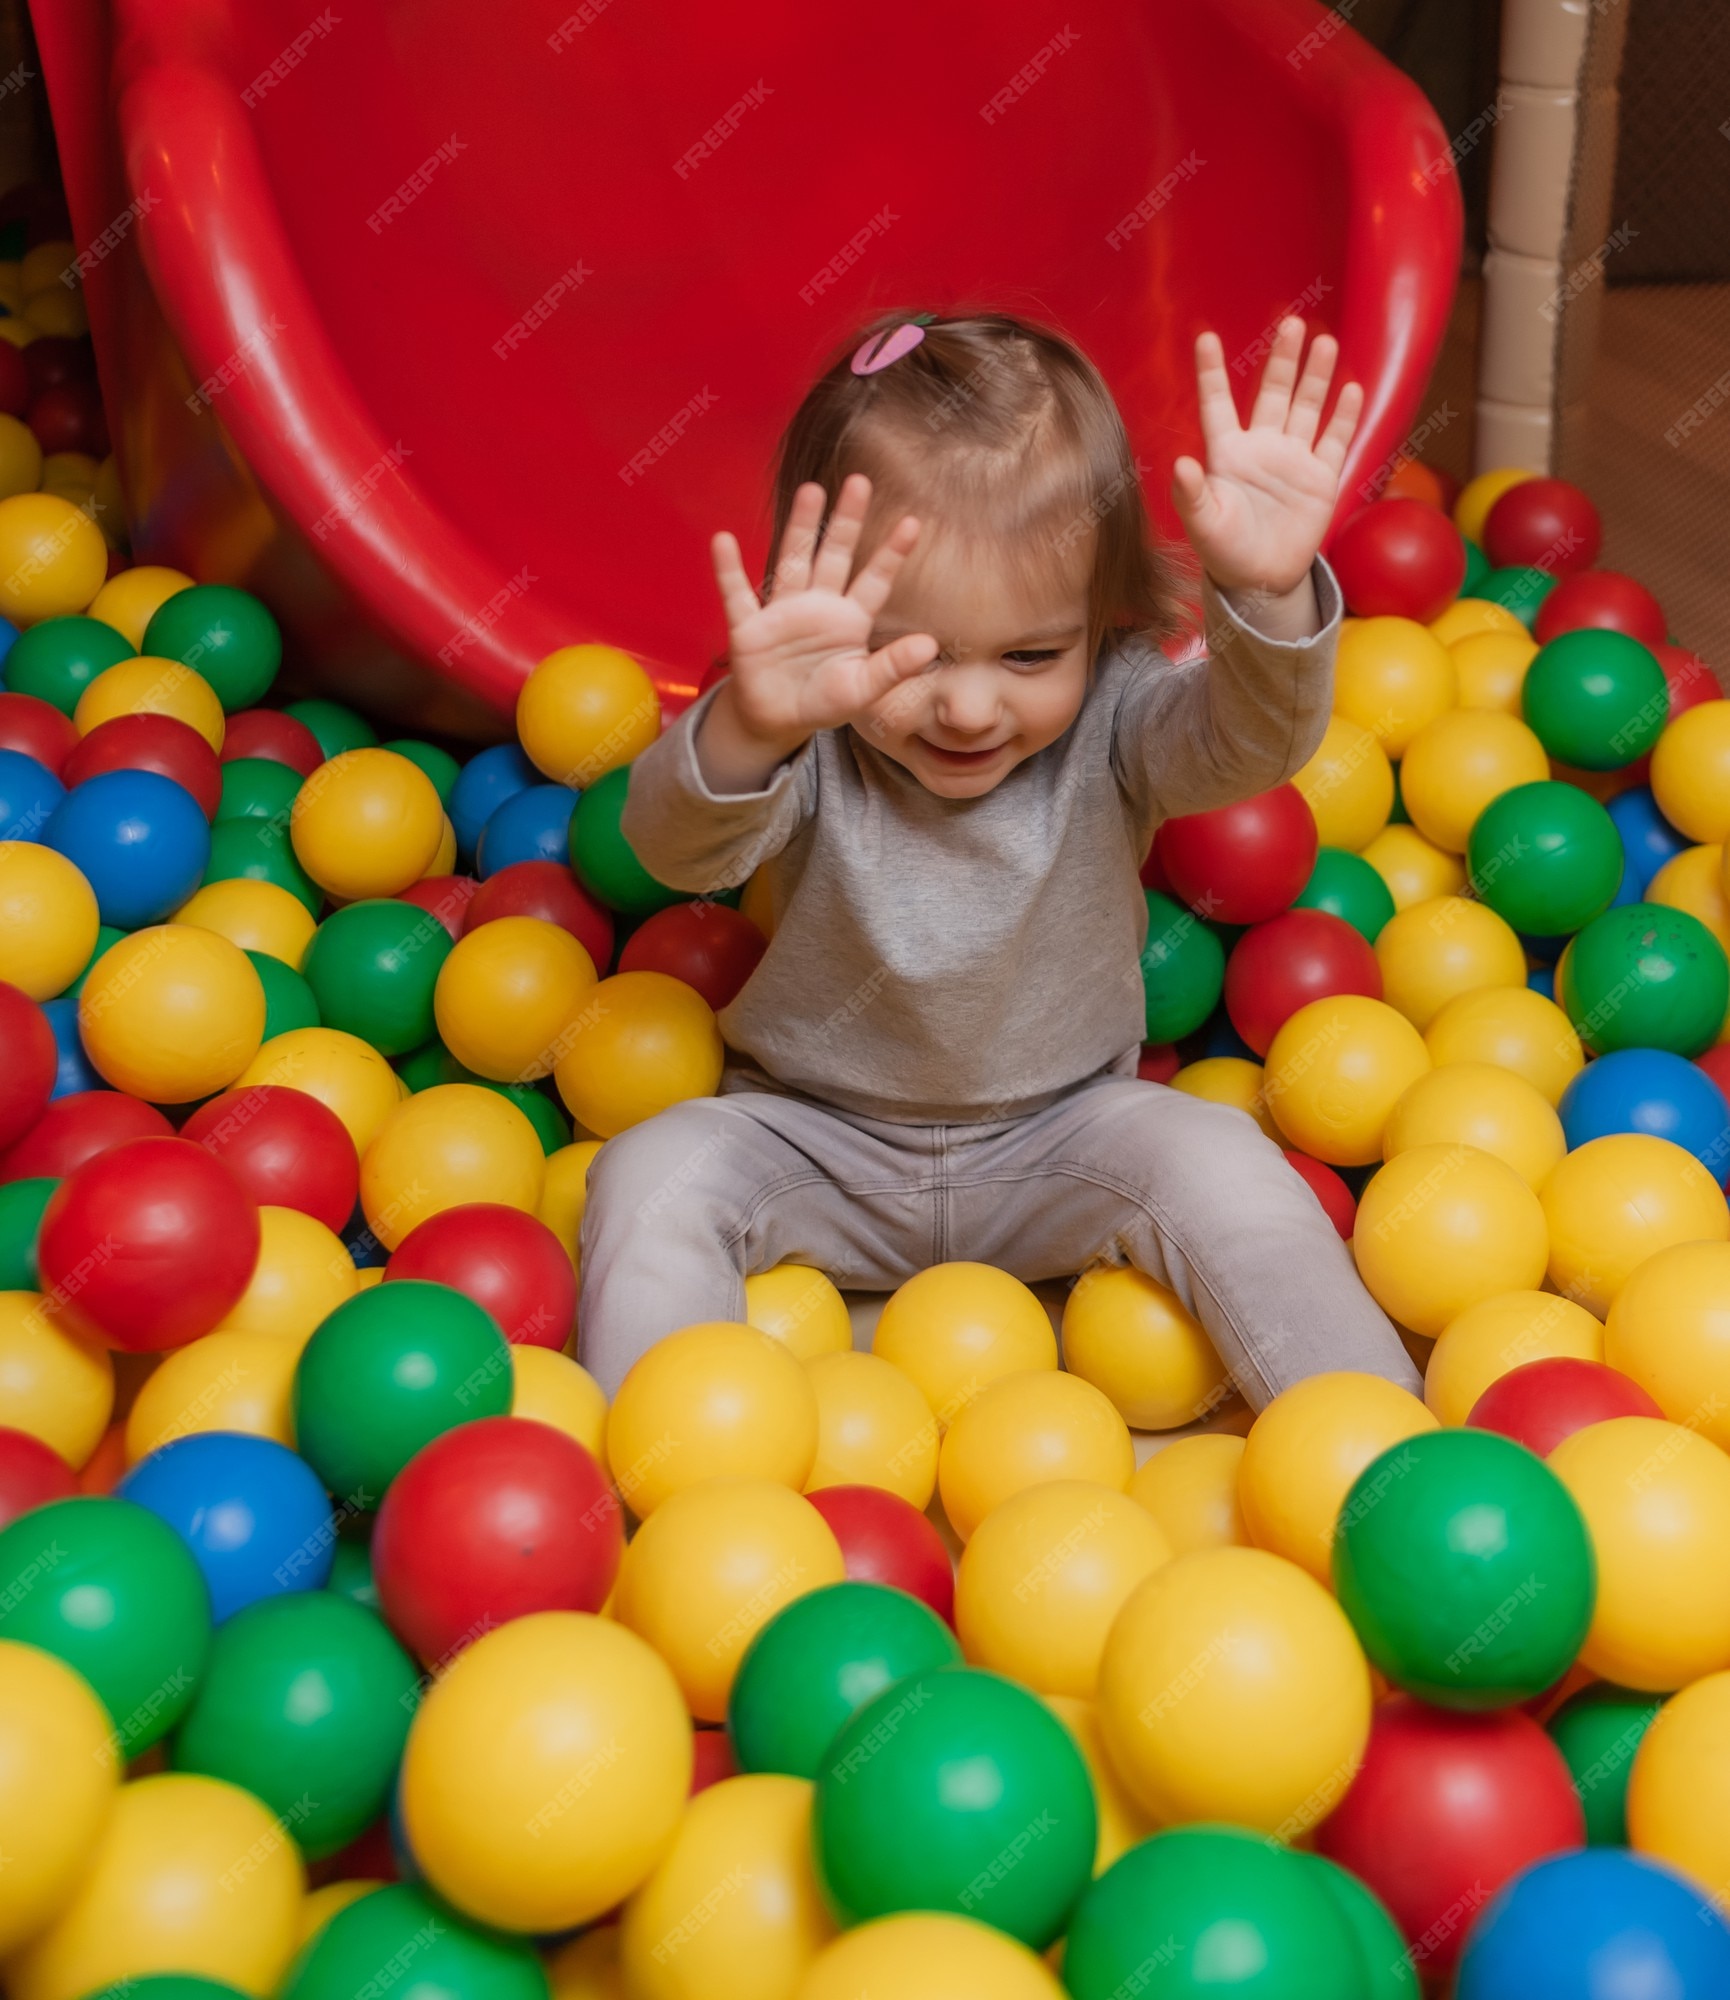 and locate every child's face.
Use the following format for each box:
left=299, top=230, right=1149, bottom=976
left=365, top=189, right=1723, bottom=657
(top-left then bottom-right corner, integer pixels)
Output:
left=854, top=525, right=1092, bottom=799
